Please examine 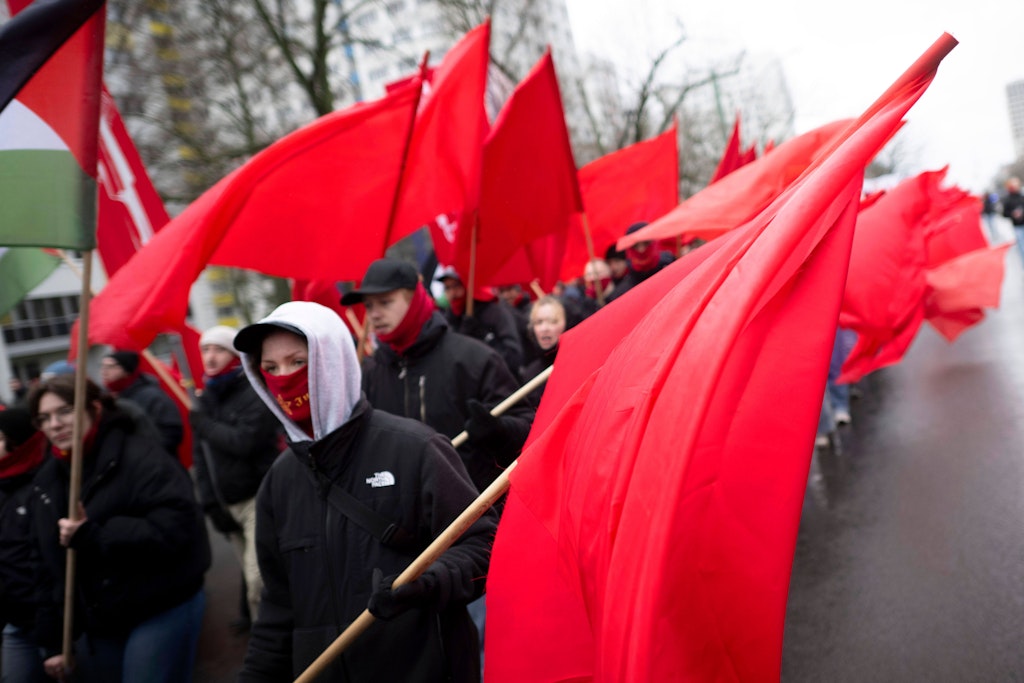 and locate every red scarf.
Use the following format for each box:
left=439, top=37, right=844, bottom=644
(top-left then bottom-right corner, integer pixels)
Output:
left=627, top=244, right=660, bottom=272
left=0, top=431, right=46, bottom=479
left=104, top=369, right=139, bottom=394
left=261, top=366, right=313, bottom=437
left=379, top=283, right=436, bottom=355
